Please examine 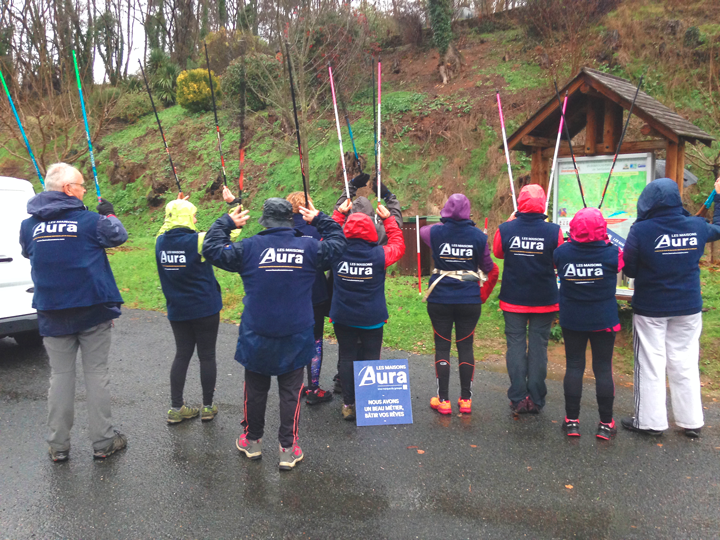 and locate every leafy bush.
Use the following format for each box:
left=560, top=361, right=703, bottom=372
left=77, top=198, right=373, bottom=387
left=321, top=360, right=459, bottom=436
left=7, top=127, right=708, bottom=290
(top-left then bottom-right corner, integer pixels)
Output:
left=146, top=49, right=181, bottom=106
left=176, top=68, right=221, bottom=113
left=114, top=92, right=154, bottom=123
left=222, top=53, right=280, bottom=111
left=89, top=86, right=122, bottom=110
left=120, top=75, right=144, bottom=93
